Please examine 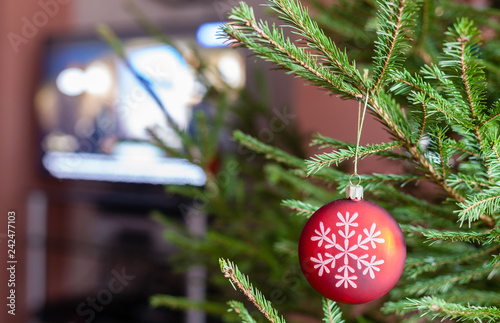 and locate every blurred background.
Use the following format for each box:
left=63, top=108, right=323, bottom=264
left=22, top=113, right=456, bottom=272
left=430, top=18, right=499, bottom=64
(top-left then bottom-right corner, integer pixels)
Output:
left=0, top=0, right=449, bottom=322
